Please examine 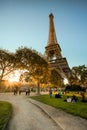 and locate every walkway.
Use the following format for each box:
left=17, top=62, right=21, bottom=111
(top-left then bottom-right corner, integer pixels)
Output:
left=0, top=93, right=87, bottom=130
left=0, top=93, right=61, bottom=130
